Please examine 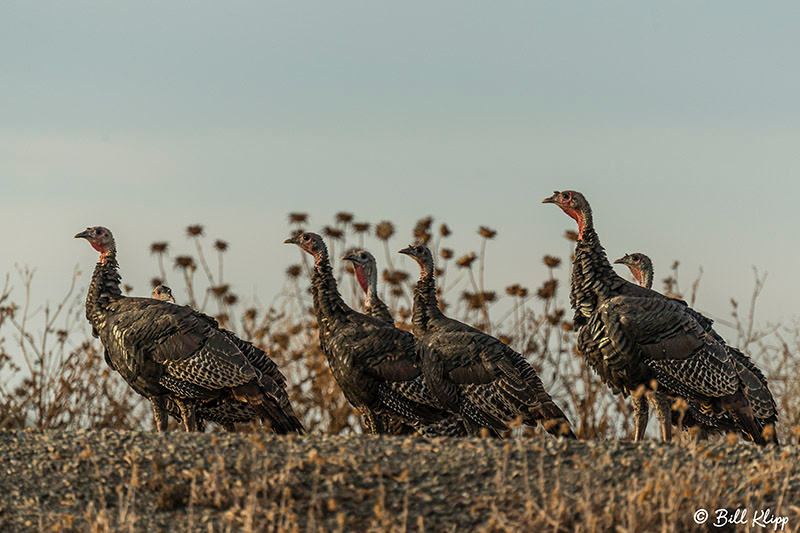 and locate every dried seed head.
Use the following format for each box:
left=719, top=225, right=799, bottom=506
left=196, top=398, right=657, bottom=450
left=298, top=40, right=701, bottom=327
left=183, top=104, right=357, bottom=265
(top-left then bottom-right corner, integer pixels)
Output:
left=536, top=279, right=558, bottom=300
left=375, top=221, right=395, bottom=241
left=565, top=230, right=578, bottom=242
left=244, top=308, right=258, bottom=321
left=174, top=256, right=196, bottom=270
left=150, top=242, right=168, bottom=254
left=210, top=284, right=230, bottom=297
left=323, top=226, right=344, bottom=240
left=123, top=284, right=133, bottom=293
left=151, top=278, right=163, bottom=288
left=456, top=252, right=477, bottom=269
left=186, top=225, right=204, bottom=237
left=478, top=226, right=497, bottom=239
left=223, top=294, right=238, bottom=306
left=352, top=222, right=370, bottom=234
left=335, top=212, right=354, bottom=224
left=439, top=223, right=451, bottom=237
left=288, top=212, right=308, bottom=224
left=440, top=248, right=454, bottom=260
left=214, top=240, right=229, bottom=252
left=543, top=255, right=561, bottom=268
left=286, top=264, right=302, bottom=278
left=383, top=270, right=410, bottom=286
